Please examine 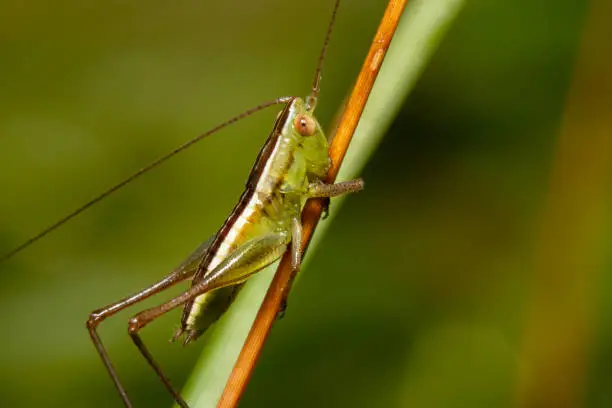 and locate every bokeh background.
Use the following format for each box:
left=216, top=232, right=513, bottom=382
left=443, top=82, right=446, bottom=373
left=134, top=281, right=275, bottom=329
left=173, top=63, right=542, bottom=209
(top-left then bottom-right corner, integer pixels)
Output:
left=1, top=0, right=610, bottom=407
